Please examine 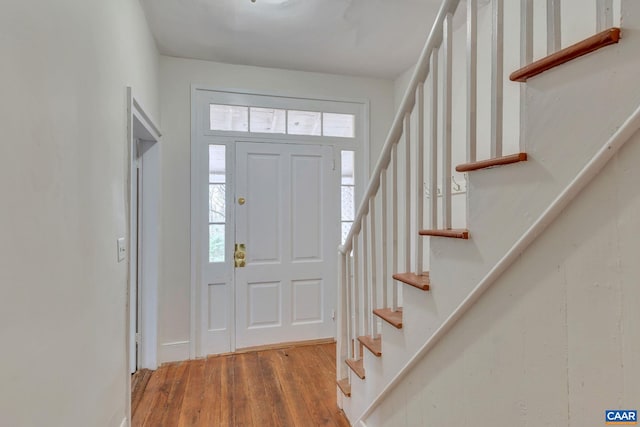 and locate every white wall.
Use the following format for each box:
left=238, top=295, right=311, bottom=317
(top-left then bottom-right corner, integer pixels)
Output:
left=158, top=56, right=394, bottom=362
left=368, top=126, right=640, bottom=427
left=0, top=1, right=159, bottom=426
